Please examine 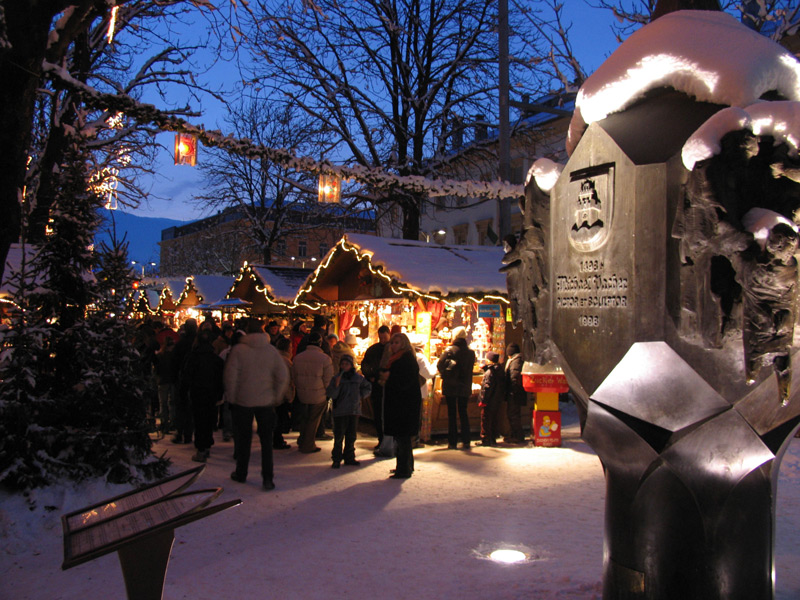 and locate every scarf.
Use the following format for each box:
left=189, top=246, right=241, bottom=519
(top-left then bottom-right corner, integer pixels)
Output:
left=385, top=349, right=407, bottom=369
